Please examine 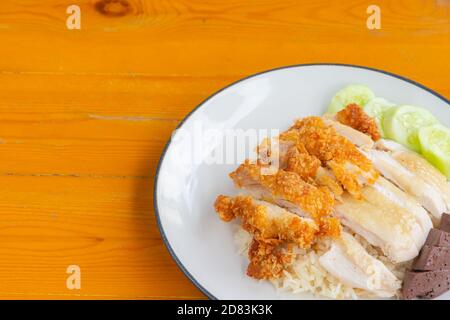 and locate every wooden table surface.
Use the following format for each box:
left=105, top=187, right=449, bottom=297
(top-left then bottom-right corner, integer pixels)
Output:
left=0, top=0, right=448, bottom=299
